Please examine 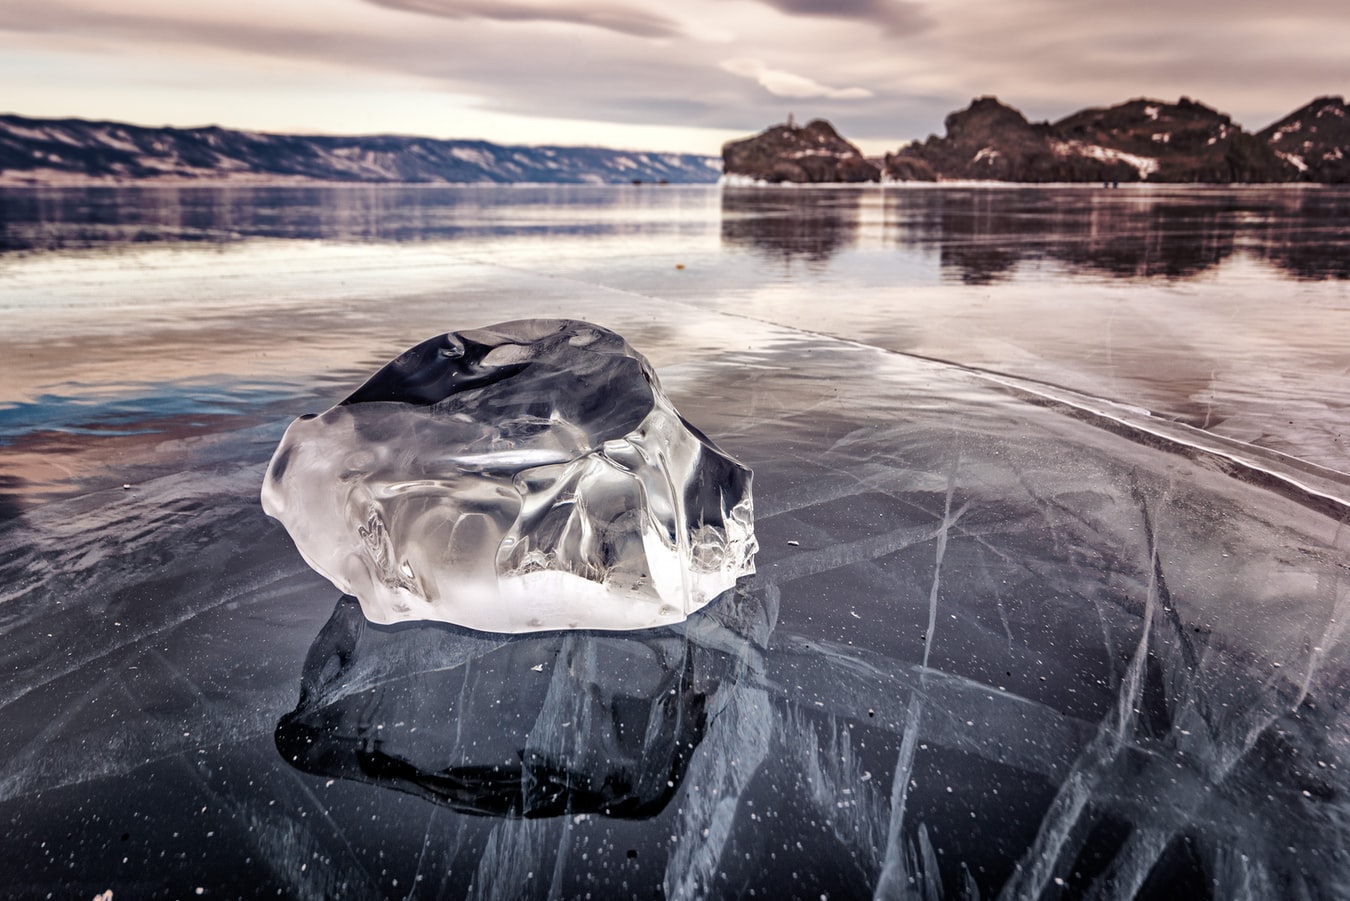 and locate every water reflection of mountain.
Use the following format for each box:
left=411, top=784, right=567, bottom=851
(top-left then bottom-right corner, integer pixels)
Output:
left=719, top=188, right=861, bottom=264
left=720, top=185, right=1350, bottom=281
left=0, top=185, right=669, bottom=252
